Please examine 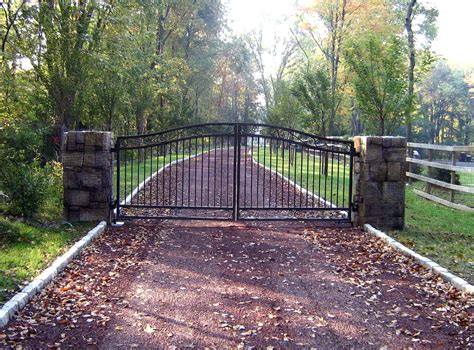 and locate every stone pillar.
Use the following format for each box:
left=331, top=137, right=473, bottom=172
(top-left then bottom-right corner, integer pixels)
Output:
left=353, top=136, right=406, bottom=230
left=62, top=131, right=113, bottom=222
